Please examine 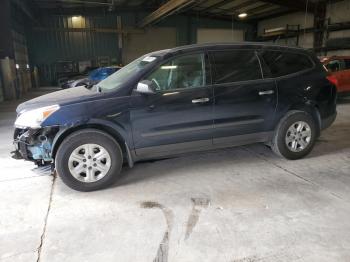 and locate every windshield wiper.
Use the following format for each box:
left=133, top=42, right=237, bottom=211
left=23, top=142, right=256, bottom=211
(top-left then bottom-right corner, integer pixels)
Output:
left=96, top=85, right=102, bottom=93
left=84, top=83, right=94, bottom=89
left=84, top=83, right=102, bottom=92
